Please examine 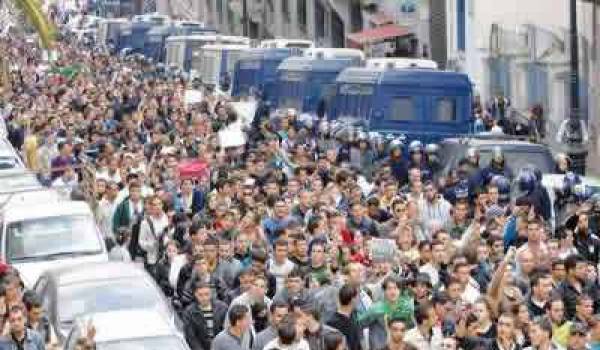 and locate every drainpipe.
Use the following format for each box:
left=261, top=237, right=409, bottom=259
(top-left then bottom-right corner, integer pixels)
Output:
left=242, top=0, right=249, bottom=37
